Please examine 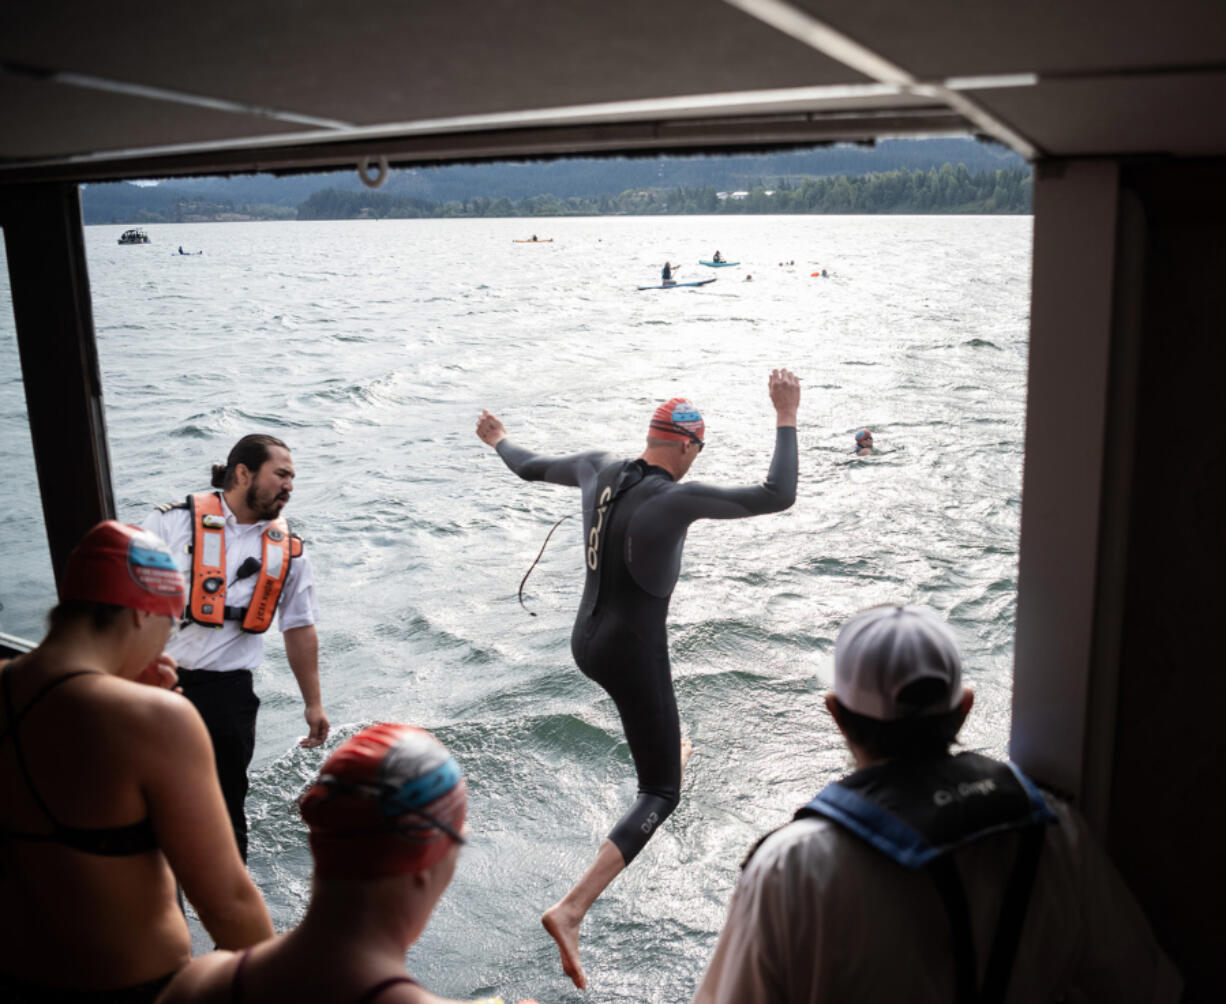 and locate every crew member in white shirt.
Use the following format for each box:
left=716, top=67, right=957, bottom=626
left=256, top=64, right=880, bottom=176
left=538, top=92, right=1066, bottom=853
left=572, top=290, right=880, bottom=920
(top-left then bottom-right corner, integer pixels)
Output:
left=143, top=434, right=329, bottom=861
